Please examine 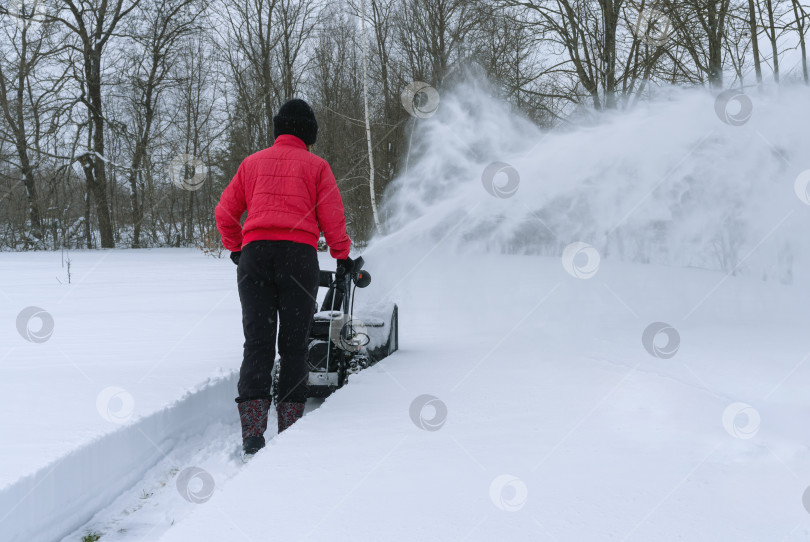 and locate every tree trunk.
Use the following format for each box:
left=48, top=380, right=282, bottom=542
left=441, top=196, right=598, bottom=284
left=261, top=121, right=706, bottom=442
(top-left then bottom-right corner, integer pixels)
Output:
left=707, top=0, right=724, bottom=88
left=748, top=0, right=763, bottom=84
left=61, top=0, right=141, bottom=248
left=601, top=0, right=619, bottom=109
left=87, top=51, right=115, bottom=247
left=361, top=0, right=383, bottom=234
left=764, top=0, right=780, bottom=82
left=83, top=161, right=93, bottom=248
left=127, top=148, right=145, bottom=248
left=791, top=0, right=808, bottom=84
left=127, top=59, right=159, bottom=248
left=17, top=150, right=42, bottom=237
left=0, top=34, right=43, bottom=240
